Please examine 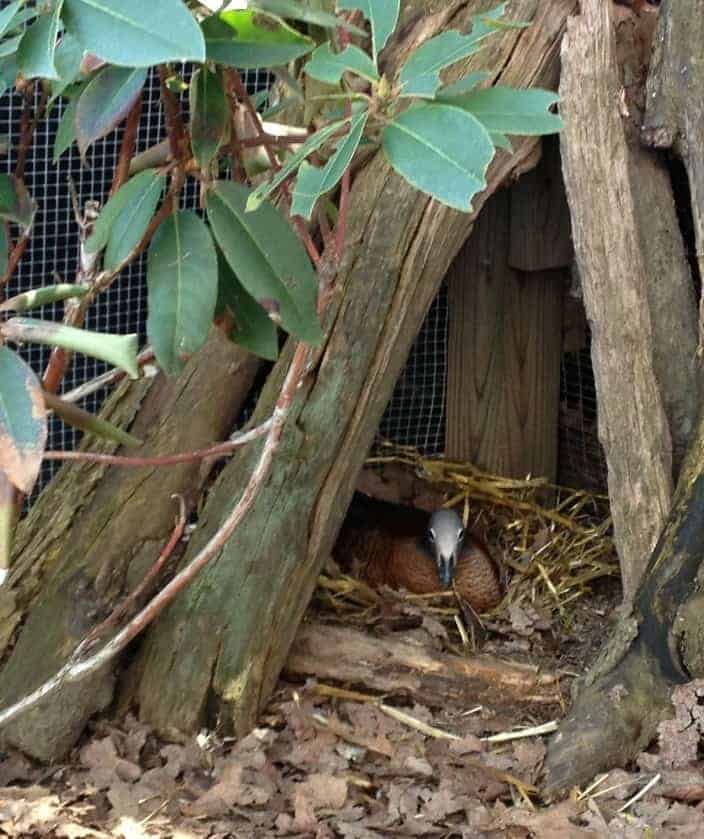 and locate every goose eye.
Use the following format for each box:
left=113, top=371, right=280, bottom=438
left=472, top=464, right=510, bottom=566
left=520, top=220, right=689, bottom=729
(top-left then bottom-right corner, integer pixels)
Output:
left=428, top=528, right=436, bottom=542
